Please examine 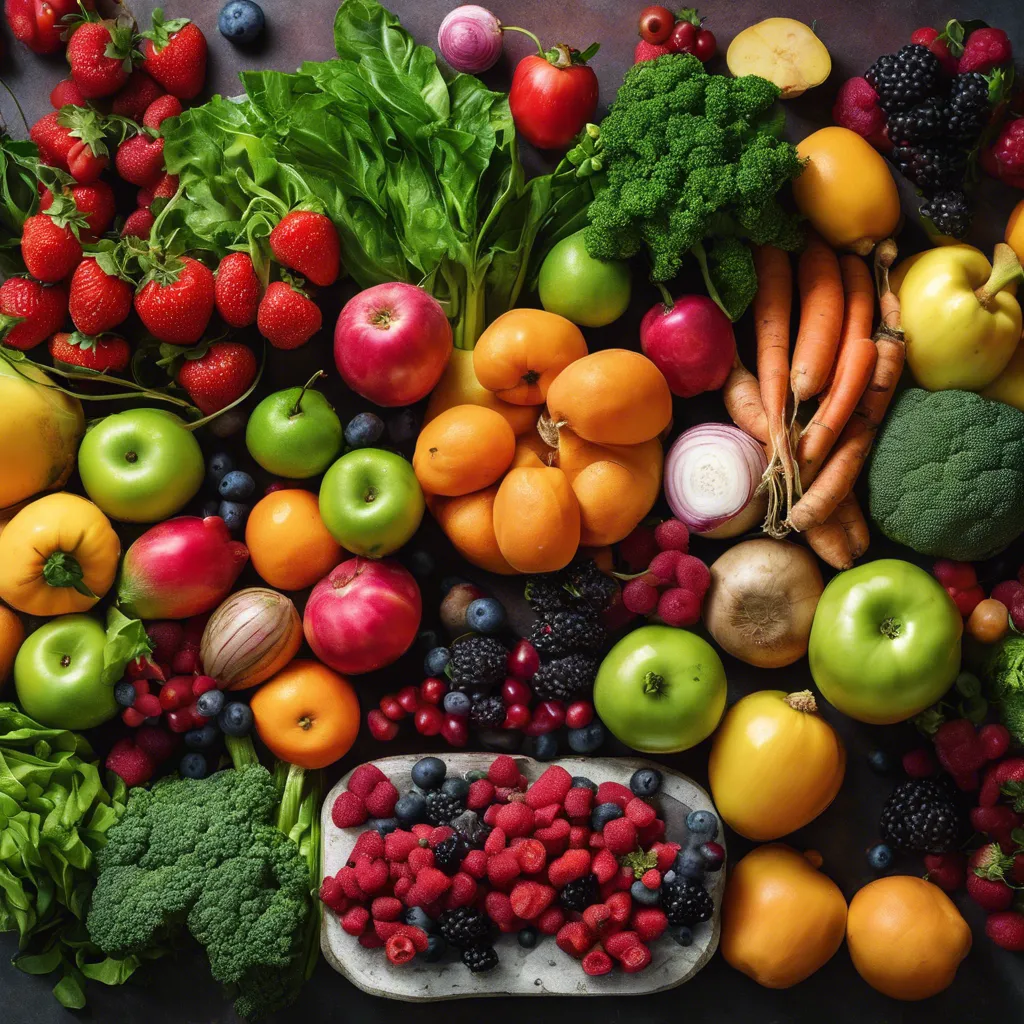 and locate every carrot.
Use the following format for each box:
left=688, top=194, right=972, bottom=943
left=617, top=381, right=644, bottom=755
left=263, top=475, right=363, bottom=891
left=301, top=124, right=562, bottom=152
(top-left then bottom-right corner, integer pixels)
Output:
left=795, top=335, right=877, bottom=488
left=804, top=493, right=870, bottom=569
left=836, top=492, right=870, bottom=558
left=818, top=255, right=876, bottom=394
left=790, top=233, right=844, bottom=403
left=723, top=356, right=769, bottom=442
